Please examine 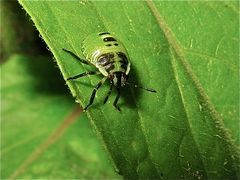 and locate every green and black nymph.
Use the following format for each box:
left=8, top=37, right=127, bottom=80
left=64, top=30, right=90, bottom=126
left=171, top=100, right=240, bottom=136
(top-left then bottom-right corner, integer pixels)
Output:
left=63, top=32, right=156, bottom=111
